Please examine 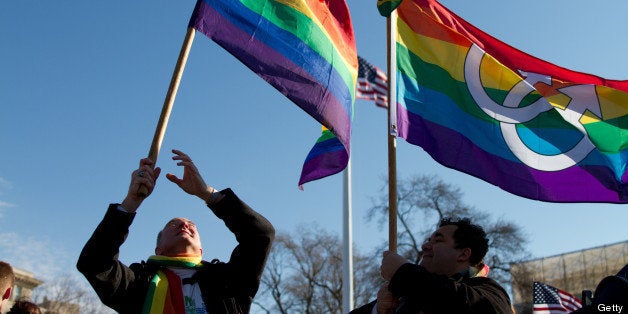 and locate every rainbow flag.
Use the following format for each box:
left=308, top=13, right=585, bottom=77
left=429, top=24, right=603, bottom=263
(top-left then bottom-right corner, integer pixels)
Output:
left=189, top=0, right=357, bottom=186
left=396, top=0, right=628, bottom=203
left=299, top=126, right=347, bottom=186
